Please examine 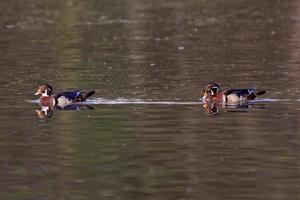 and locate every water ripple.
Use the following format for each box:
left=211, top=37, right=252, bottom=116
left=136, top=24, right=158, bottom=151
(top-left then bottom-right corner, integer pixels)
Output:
left=27, top=98, right=300, bottom=105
